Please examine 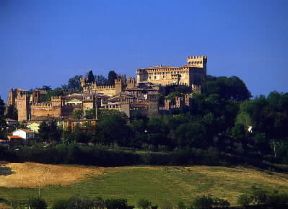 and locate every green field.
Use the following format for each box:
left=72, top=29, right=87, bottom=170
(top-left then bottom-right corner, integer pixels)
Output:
left=1, top=164, right=288, bottom=207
